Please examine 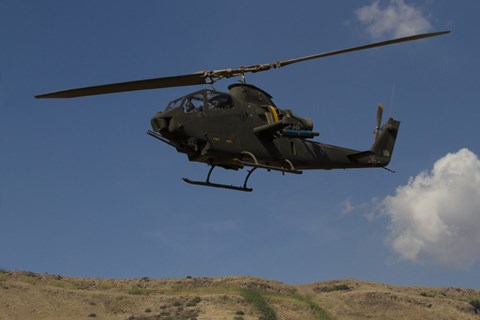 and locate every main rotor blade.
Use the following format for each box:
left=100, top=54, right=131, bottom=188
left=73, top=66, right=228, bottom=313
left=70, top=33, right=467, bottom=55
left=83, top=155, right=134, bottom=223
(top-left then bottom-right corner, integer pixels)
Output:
left=35, top=73, right=208, bottom=98
left=274, top=31, right=450, bottom=68
left=36, top=31, right=449, bottom=99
